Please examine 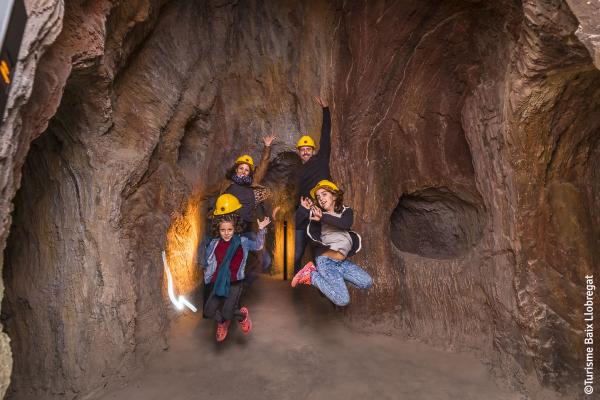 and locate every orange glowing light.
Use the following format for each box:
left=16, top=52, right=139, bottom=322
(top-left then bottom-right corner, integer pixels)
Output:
left=0, top=60, right=10, bottom=84
left=273, top=213, right=295, bottom=280
left=164, top=196, right=203, bottom=302
left=163, top=251, right=197, bottom=312
left=285, top=218, right=295, bottom=279
left=274, top=219, right=285, bottom=279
